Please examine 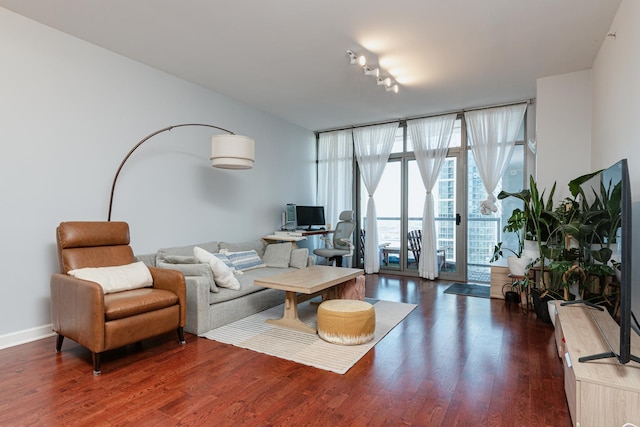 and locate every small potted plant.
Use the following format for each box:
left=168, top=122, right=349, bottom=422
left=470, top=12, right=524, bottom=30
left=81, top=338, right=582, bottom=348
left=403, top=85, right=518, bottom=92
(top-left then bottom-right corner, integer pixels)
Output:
left=491, top=208, right=532, bottom=276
